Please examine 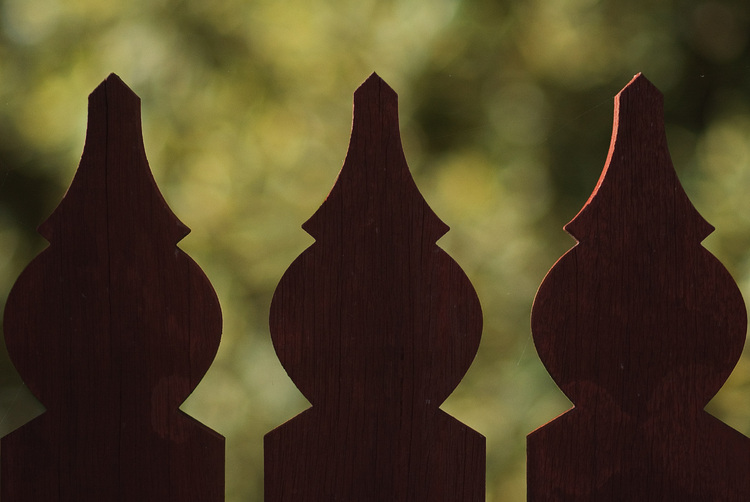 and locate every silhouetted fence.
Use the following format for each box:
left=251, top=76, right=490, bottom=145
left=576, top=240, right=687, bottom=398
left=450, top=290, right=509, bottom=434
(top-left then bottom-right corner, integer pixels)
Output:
left=1, top=72, right=746, bottom=501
